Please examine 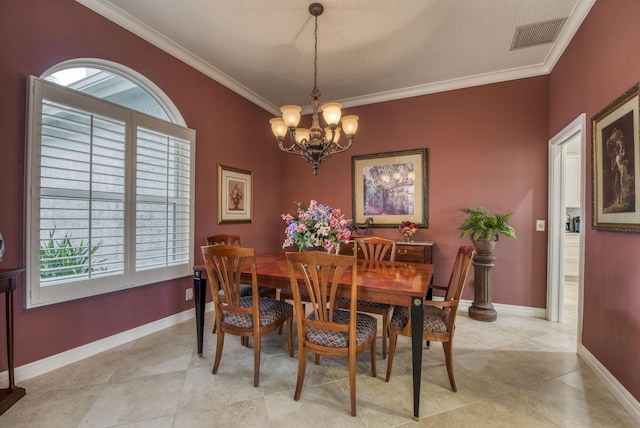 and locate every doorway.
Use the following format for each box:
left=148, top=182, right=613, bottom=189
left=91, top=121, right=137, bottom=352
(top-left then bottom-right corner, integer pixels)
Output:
left=547, top=114, right=585, bottom=342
